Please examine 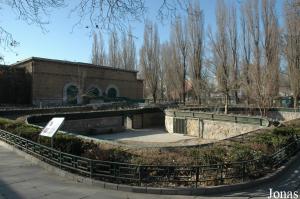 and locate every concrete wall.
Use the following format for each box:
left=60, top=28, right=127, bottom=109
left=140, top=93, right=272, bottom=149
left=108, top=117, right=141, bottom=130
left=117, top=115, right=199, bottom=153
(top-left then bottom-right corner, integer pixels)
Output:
left=125, top=112, right=165, bottom=129
left=59, top=111, right=164, bottom=134
left=61, top=116, right=122, bottom=133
